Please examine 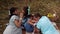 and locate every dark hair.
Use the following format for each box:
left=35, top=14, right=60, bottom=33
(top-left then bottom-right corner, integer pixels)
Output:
left=23, top=6, right=28, bottom=17
left=28, top=14, right=34, bottom=18
left=9, top=7, right=18, bottom=18
left=34, top=13, right=42, bottom=18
